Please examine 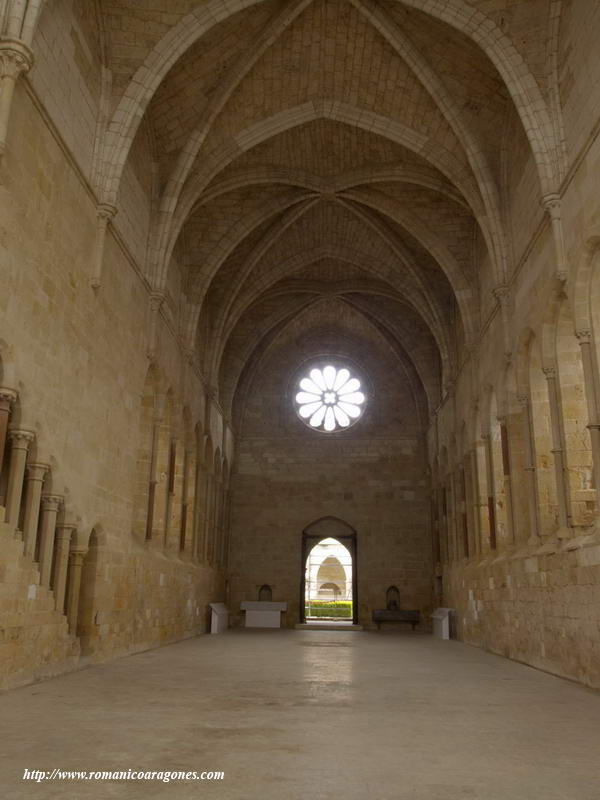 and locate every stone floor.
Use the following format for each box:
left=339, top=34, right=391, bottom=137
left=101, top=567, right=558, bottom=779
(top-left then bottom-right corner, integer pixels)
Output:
left=1, top=630, right=600, bottom=800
